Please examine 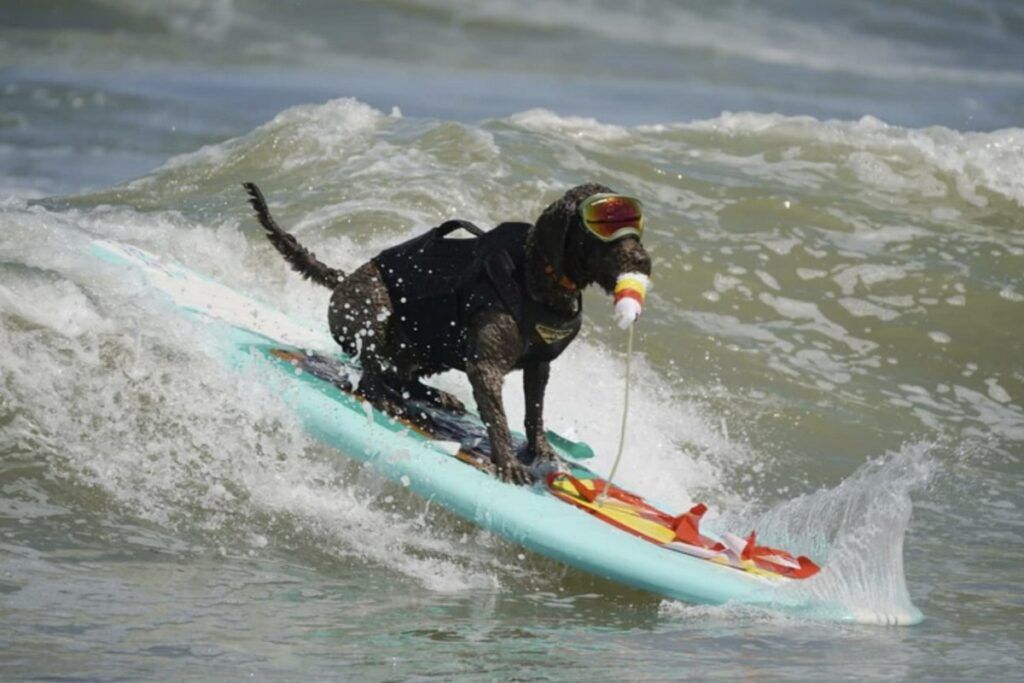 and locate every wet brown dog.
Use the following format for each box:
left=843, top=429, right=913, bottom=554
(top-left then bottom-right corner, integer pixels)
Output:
left=243, top=182, right=651, bottom=484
